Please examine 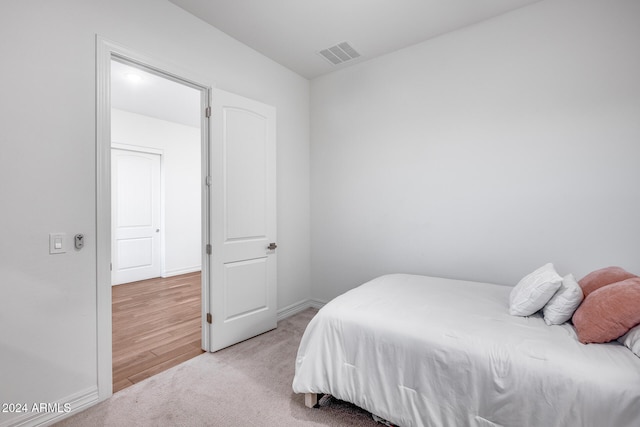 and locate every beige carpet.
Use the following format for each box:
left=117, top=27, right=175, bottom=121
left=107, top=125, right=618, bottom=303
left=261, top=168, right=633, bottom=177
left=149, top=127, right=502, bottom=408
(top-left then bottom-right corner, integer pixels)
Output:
left=56, top=308, right=380, bottom=426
